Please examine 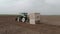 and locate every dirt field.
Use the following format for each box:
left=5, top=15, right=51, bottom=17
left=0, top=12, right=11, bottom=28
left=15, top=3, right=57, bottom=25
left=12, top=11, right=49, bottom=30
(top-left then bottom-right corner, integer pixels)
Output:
left=0, top=22, right=60, bottom=34
left=0, top=15, right=60, bottom=34
left=0, top=22, right=40, bottom=34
